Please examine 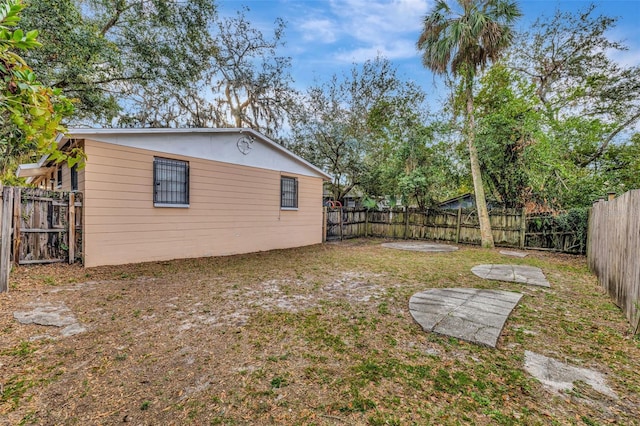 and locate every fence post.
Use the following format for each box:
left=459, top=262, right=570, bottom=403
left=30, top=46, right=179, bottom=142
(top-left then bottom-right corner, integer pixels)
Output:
left=68, top=192, right=76, bottom=264
left=339, top=207, right=344, bottom=241
left=12, top=187, right=21, bottom=265
left=0, top=187, right=14, bottom=293
left=586, top=207, right=592, bottom=264
left=322, top=206, right=327, bottom=243
left=519, top=208, right=527, bottom=249
left=455, top=207, right=462, bottom=243
left=404, top=206, right=410, bottom=239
